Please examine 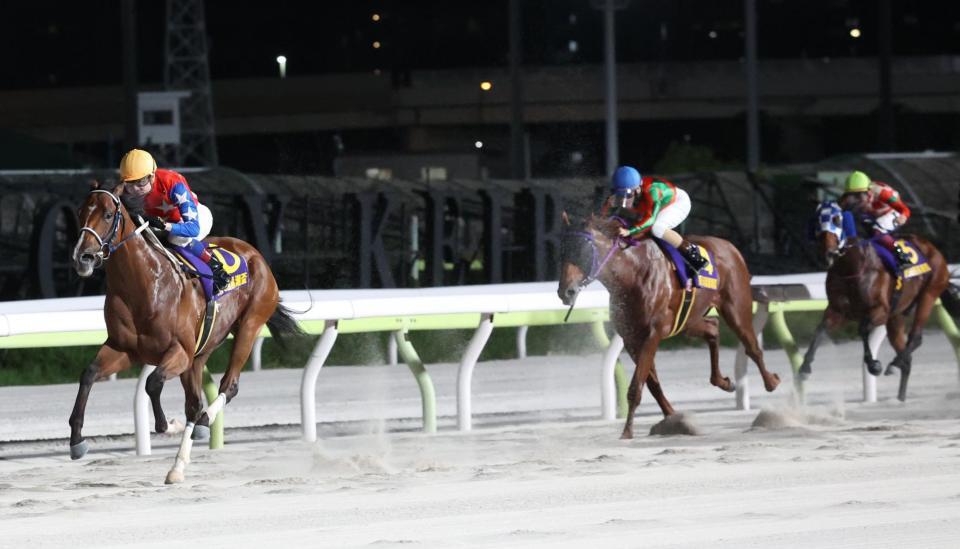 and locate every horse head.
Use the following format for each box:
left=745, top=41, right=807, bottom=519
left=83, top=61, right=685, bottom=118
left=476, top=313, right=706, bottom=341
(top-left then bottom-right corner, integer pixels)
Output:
left=812, top=200, right=854, bottom=268
left=557, top=213, right=621, bottom=305
left=72, top=180, right=135, bottom=277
